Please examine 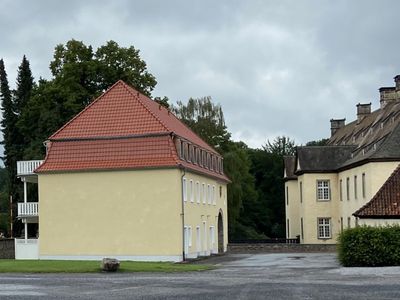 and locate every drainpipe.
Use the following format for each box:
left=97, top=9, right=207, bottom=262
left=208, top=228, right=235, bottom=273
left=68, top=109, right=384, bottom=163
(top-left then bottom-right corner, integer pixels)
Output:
left=180, top=166, right=186, bottom=262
